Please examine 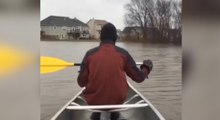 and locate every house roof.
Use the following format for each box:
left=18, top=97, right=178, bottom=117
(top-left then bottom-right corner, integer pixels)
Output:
left=87, top=19, right=108, bottom=25
left=123, top=26, right=159, bottom=34
left=94, top=20, right=107, bottom=25
left=41, top=16, right=88, bottom=27
left=123, top=26, right=141, bottom=33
